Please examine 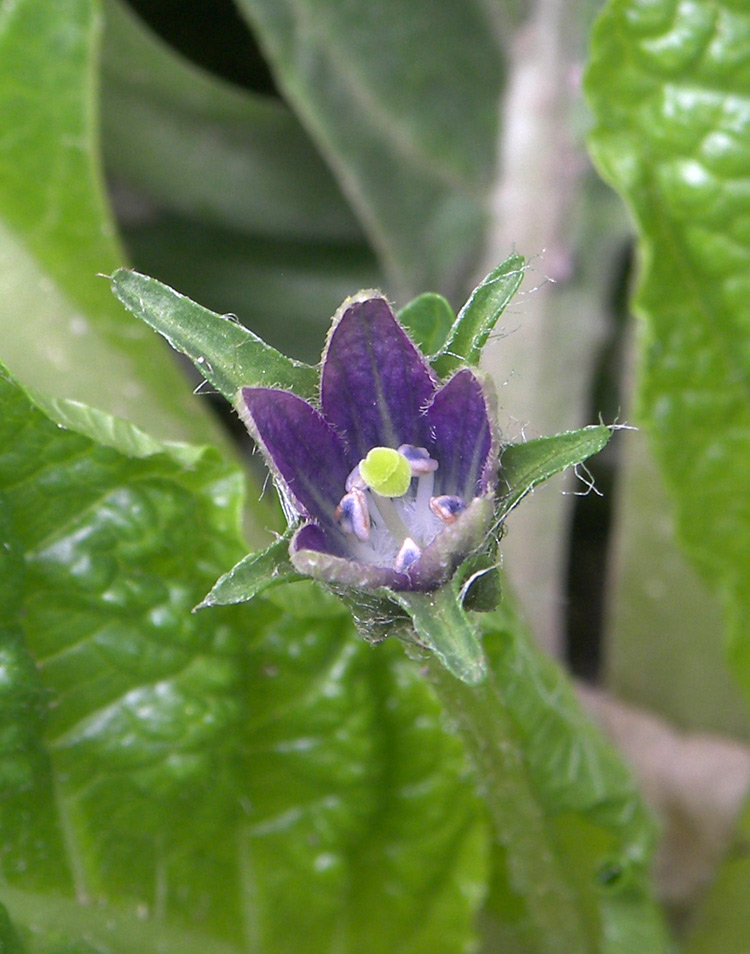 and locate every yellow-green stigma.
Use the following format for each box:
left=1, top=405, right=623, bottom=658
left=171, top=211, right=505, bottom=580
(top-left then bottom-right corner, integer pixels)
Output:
left=359, top=447, right=412, bottom=497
